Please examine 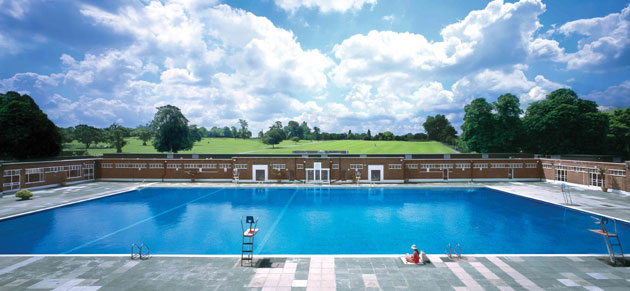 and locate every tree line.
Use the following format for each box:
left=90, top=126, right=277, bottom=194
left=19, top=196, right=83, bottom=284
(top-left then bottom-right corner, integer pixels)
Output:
left=459, top=88, right=630, bottom=158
